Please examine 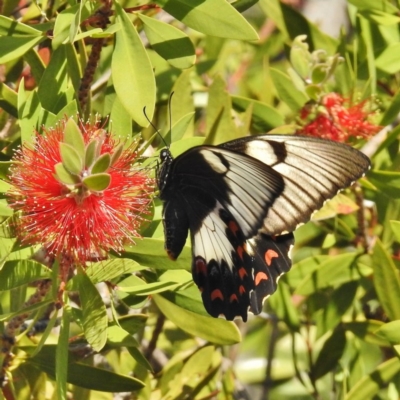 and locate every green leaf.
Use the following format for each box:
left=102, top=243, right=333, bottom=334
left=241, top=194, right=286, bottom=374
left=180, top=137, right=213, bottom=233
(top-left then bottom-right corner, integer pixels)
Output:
left=0, top=260, right=51, bottom=290
left=56, top=305, right=70, bottom=400
left=82, top=173, right=111, bottom=191
left=60, top=143, right=83, bottom=175
left=205, top=75, right=239, bottom=144
left=85, top=139, right=98, bottom=168
left=153, top=294, right=241, bottom=345
left=0, top=201, right=13, bottom=217
left=345, top=358, right=400, bottom=400
left=91, top=154, right=111, bottom=174
left=0, top=36, right=44, bottom=64
left=112, top=2, right=156, bottom=127
left=154, top=0, right=258, bottom=41
left=0, top=299, right=53, bottom=322
left=63, top=119, right=85, bottom=160
left=231, top=96, right=285, bottom=130
left=372, top=239, right=400, bottom=321
left=106, top=324, right=139, bottom=347
left=18, top=89, right=40, bottom=143
left=138, top=13, right=196, bottom=69
left=375, top=321, right=400, bottom=344
left=270, top=68, right=308, bottom=112
left=0, top=162, right=11, bottom=180
left=0, top=82, right=18, bottom=117
left=37, top=45, right=68, bottom=114
left=380, top=88, right=400, bottom=126
left=86, top=258, right=145, bottom=284
left=28, top=345, right=145, bottom=391
left=110, top=143, right=124, bottom=166
left=117, top=275, right=187, bottom=296
left=312, top=328, right=346, bottom=380
left=54, top=162, right=81, bottom=185
left=347, top=0, right=399, bottom=13
left=295, top=253, right=365, bottom=295
left=390, top=220, right=400, bottom=242
left=375, top=42, right=400, bottom=74
left=368, top=170, right=400, bottom=198
left=76, top=271, right=108, bottom=352
left=343, top=321, right=389, bottom=347
left=0, top=15, right=42, bottom=35
left=122, top=238, right=192, bottom=271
